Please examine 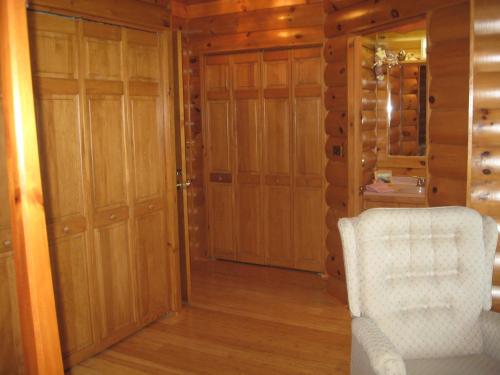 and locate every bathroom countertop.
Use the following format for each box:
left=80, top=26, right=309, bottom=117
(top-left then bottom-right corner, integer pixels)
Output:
left=364, top=177, right=426, bottom=203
